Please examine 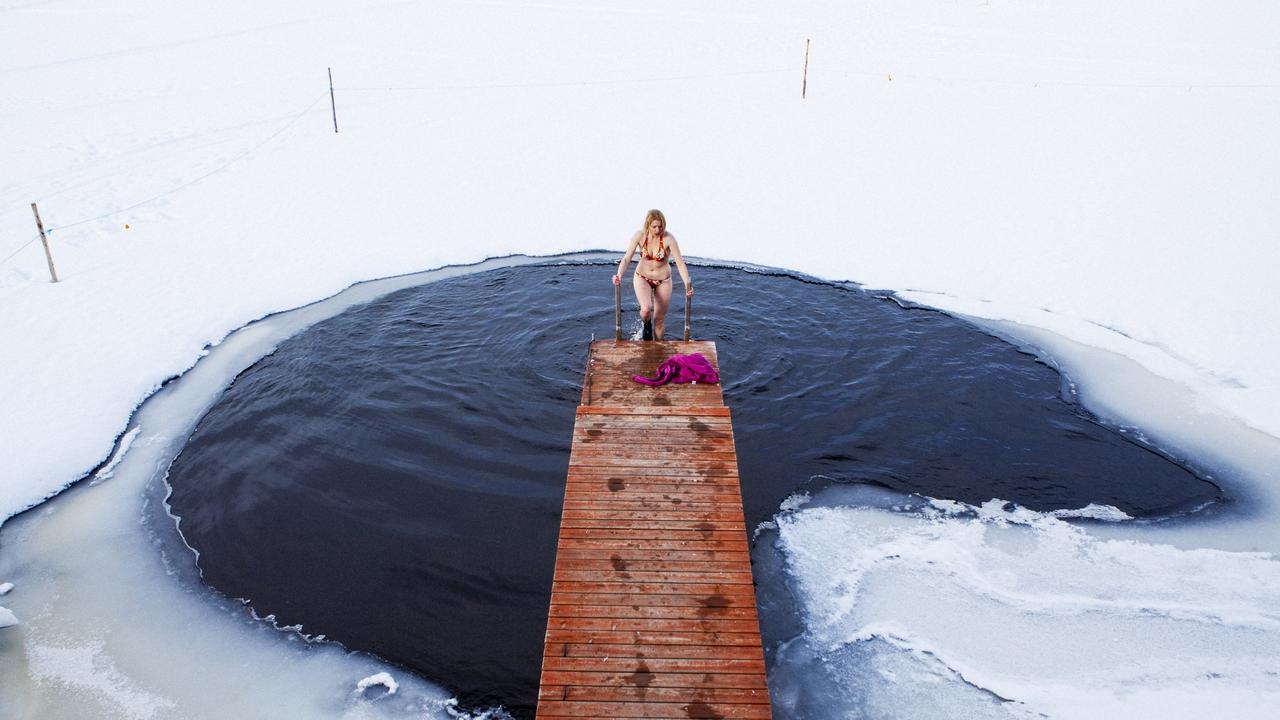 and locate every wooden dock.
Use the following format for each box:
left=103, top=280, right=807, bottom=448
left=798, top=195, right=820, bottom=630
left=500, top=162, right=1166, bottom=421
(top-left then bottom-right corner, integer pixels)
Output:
left=536, top=340, right=772, bottom=719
